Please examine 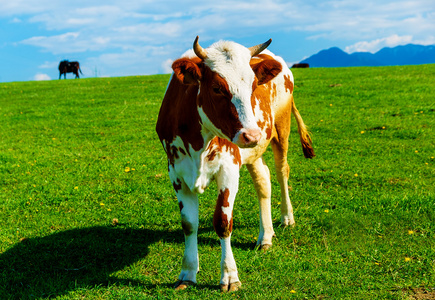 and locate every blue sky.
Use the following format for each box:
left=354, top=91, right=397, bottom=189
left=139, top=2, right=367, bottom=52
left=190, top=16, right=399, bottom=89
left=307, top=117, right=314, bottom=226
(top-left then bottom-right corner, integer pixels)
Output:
left=1, top=0, right=434, bottom=82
